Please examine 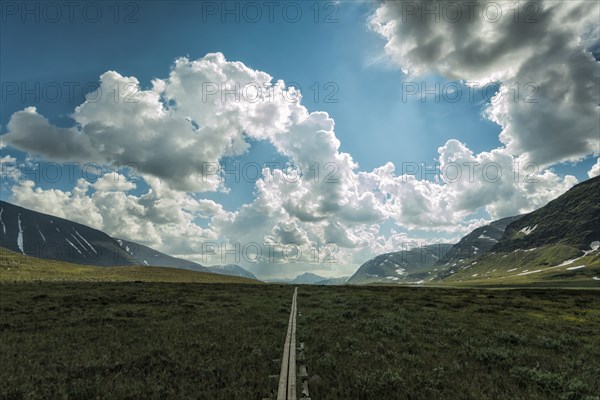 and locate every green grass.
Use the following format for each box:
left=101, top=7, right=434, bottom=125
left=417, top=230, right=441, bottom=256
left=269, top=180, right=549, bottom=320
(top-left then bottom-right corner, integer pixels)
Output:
left=1, top=281, right=599, bottom=399
left=0, top=248, right=260, bottom=284
left=440, top=244, right=600, bottom=287
left=0, top=282, right=290, bottom=400
left=297, top=286, right=600, bottom=400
